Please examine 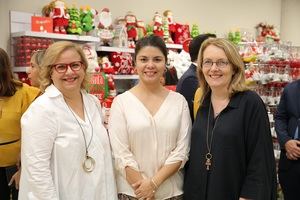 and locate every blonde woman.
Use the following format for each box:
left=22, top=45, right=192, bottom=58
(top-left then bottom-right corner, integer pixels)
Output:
left=19, top=41, right=117, bottom=200
left=183, top=38, right=277, bottom=200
